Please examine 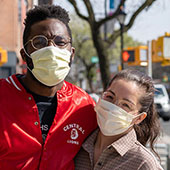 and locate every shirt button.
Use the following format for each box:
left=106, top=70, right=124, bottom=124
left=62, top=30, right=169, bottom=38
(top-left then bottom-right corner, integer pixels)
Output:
left=28, top=97, right=32, bottom=100
left=34, top=121, right=39, bottom=126
left=108, top=146, right=112, bottom=149
left=98, top=162, right=102, bottom=166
